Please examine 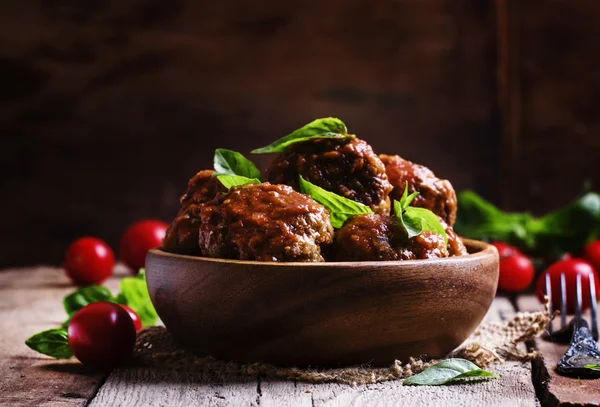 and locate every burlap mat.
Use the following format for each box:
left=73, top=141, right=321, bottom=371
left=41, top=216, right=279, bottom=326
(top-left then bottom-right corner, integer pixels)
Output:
left=129, top=305, right=549, bottom=386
